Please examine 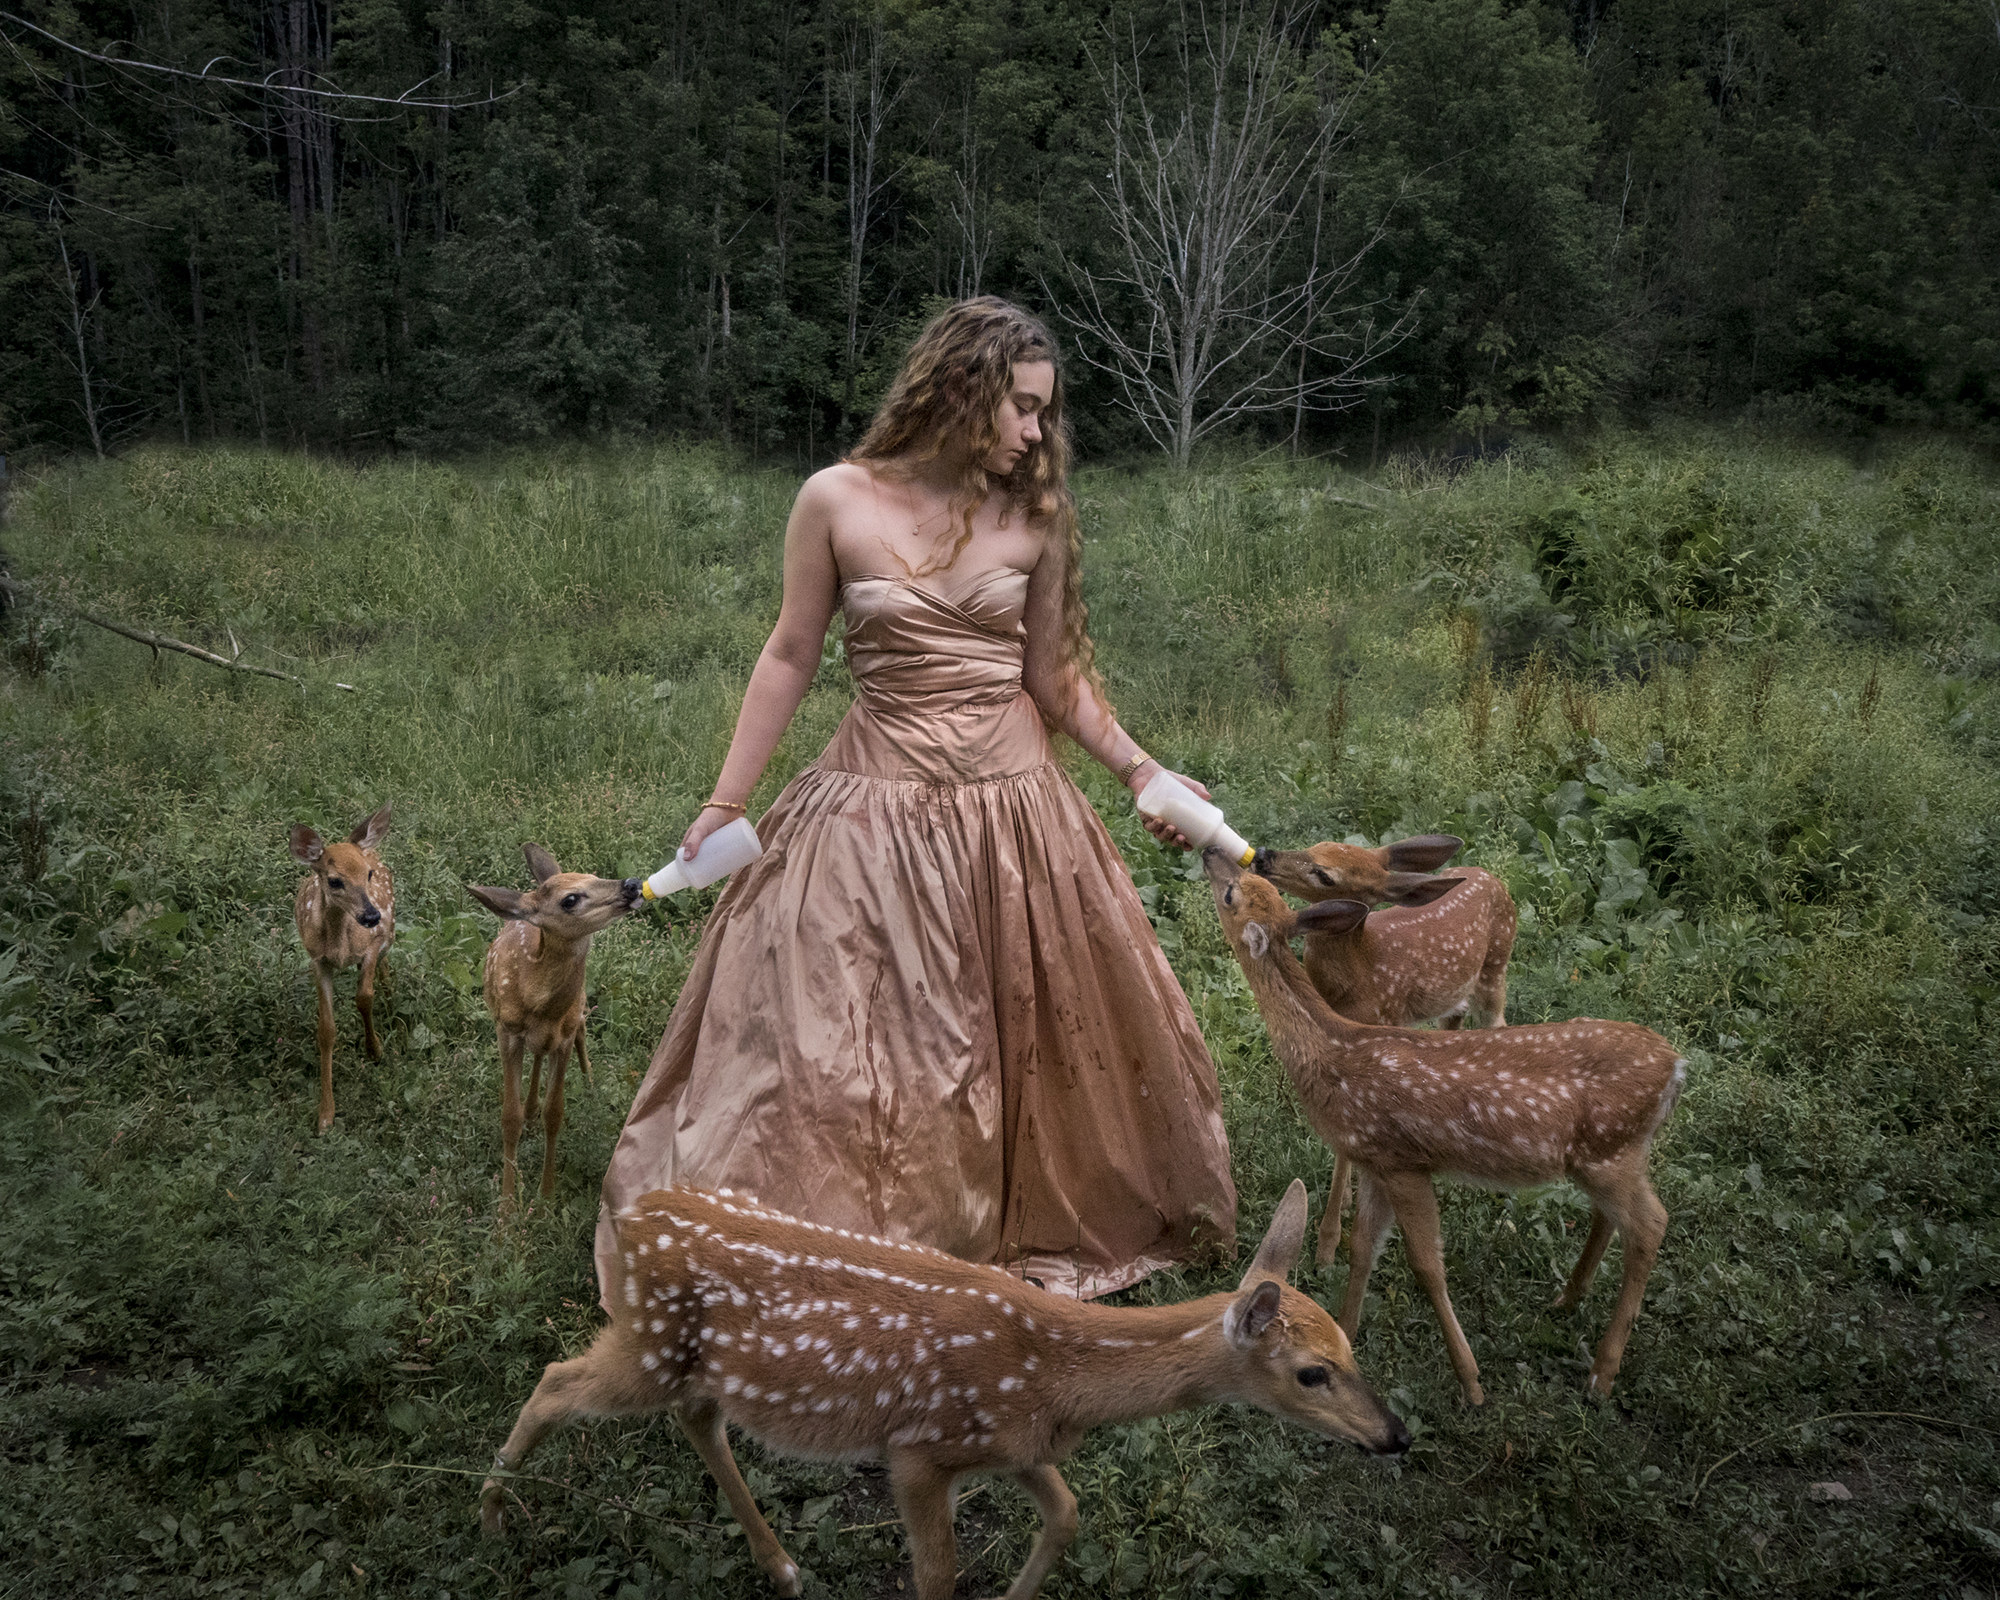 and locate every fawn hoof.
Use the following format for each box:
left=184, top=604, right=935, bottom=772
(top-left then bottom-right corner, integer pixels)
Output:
left=1586, top=1371, right=1616, bottom=1400
left=316, top=1108, right=335, bottom=1134
left=479, top=1483, right=506, bottom=1536
left=1462, top=1378, right=1486, bottom=1407
left=762, top=1557, right=801, bottom=1597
